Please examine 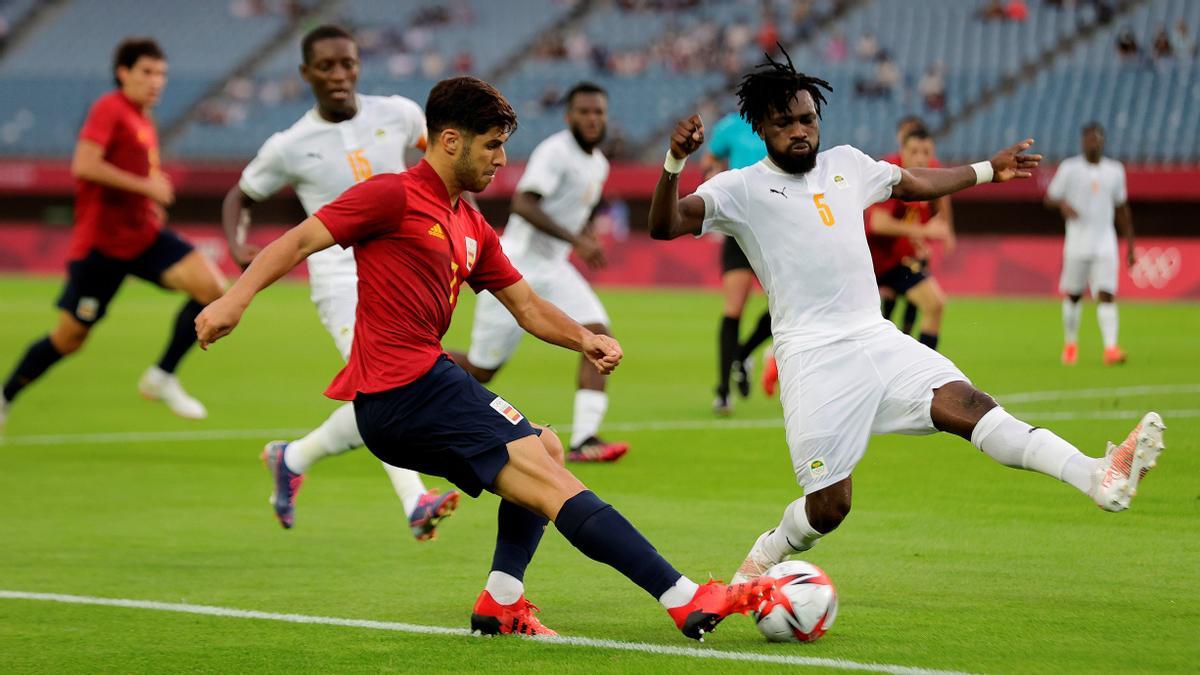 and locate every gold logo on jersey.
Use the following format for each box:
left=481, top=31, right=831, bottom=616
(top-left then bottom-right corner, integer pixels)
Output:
left=428, top=223, right=446, bottom=240
left=375, top=128, right=386, bottom=138
left=833, top=174, right=849, bottom=190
